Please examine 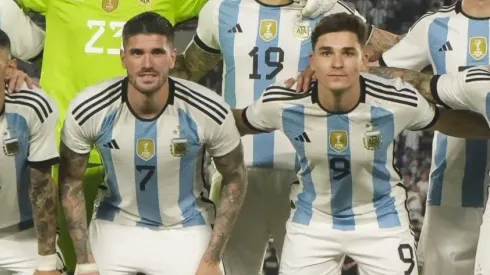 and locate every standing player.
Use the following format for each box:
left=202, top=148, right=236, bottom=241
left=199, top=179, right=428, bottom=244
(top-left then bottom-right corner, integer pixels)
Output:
left=59, top=12, right=247, bottom=275
left=0, top=30, right=63, bottom=275
left=374, top=1, right=490, bottom=274
left=15, top=0, right=208, bottom=270
left=232, top=13, right=490, bottom=275
left=170, top=0, right=401, bottom=273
